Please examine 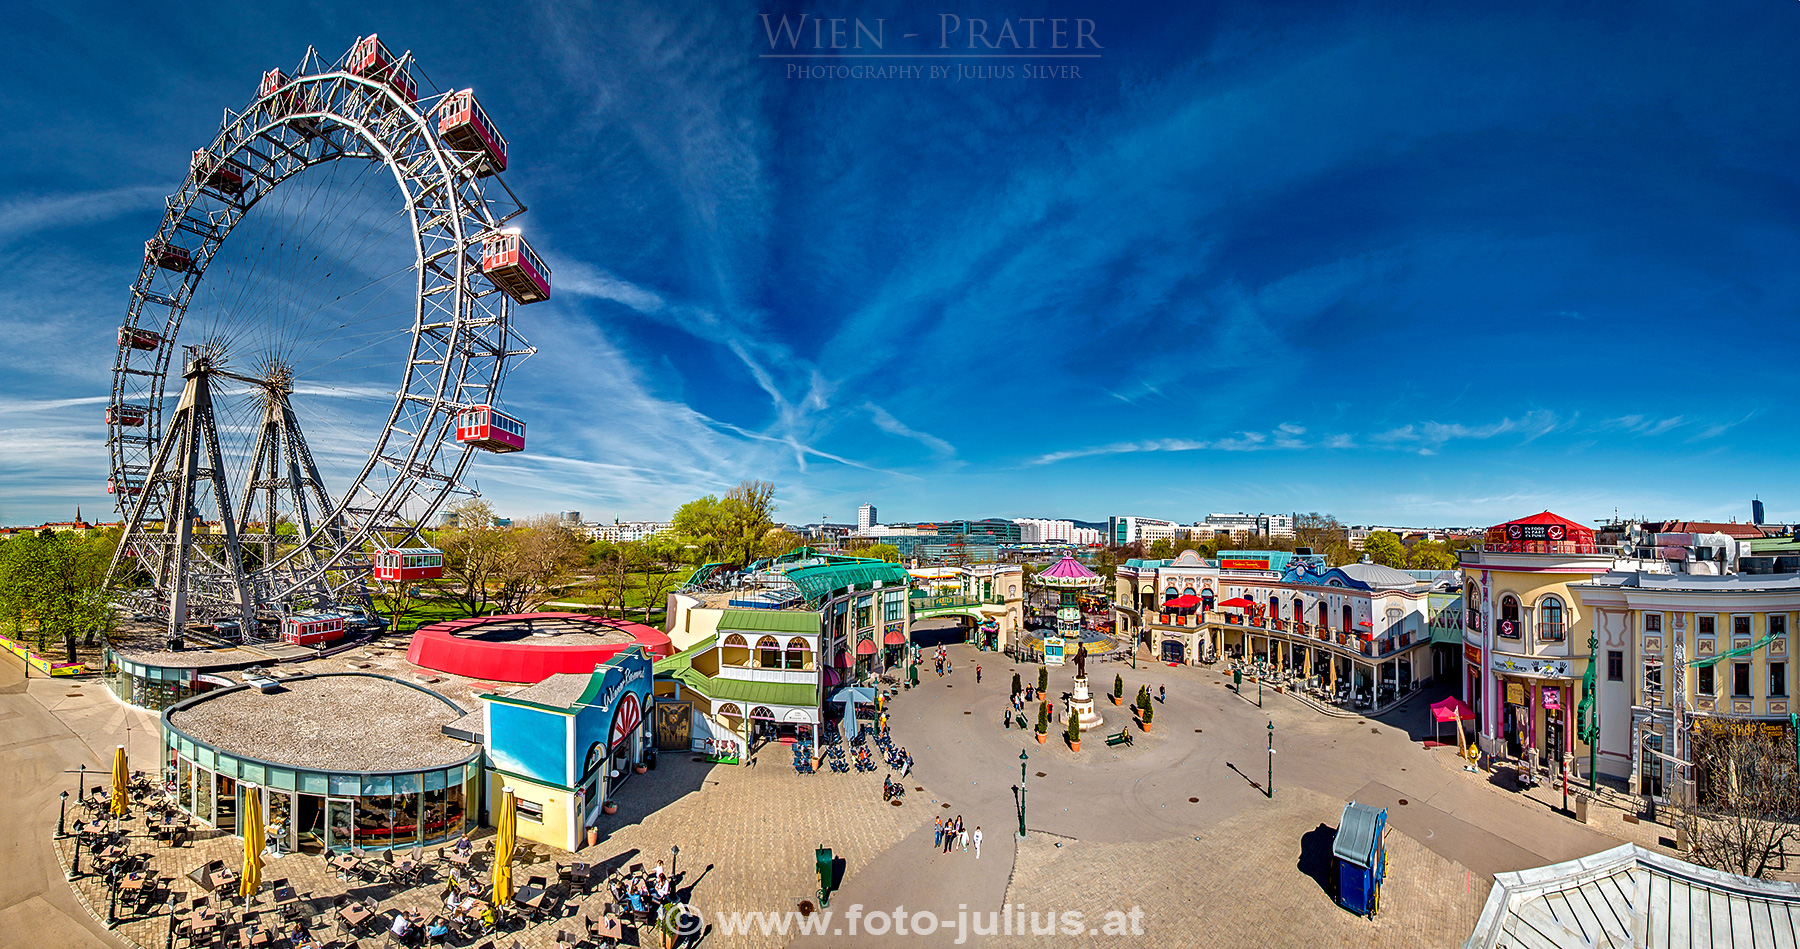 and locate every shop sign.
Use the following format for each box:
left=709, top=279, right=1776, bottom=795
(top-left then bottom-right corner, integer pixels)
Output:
left=1220, top=558, right=1269, bottom=570
left=1695, top=718, right=1793, bottom=742
left=1506, top=682, right=1526, bottom=706
left=1541, top=687, right=1561, bottom=710
left=1491, top=654, right=1571, bottom=679
left=1504, top=523, right=1568, bottom=542
left=1464, top=643, right=1482, bottom=665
